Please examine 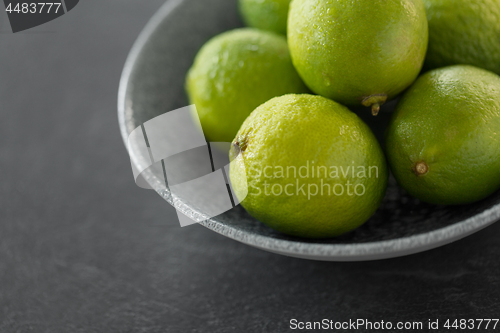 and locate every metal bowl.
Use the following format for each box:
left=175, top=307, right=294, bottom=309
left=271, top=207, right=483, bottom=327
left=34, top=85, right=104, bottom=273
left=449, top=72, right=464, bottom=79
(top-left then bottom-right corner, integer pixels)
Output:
left=118, top=0, right=500, bottom=261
